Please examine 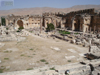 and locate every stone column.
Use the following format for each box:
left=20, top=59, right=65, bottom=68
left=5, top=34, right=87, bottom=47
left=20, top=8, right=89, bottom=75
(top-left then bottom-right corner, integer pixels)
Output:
left=82, top=24, right=85, bottom=32
left=93, top=26, right=96, bottom=34
left=72, top=20, right=75, bottom=31
left=61, top=20, right=64, bottom=28
left=44, top=18, right=47, bottom=28
left=89, top=39, right=92, bottom=45
left=6, top=19, right=9, bottom=26
left=90, top=27, right=91, bottom=33
left=51, top=18, right=53, bottom=24
left=40, top=18, right=42, bottom=33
